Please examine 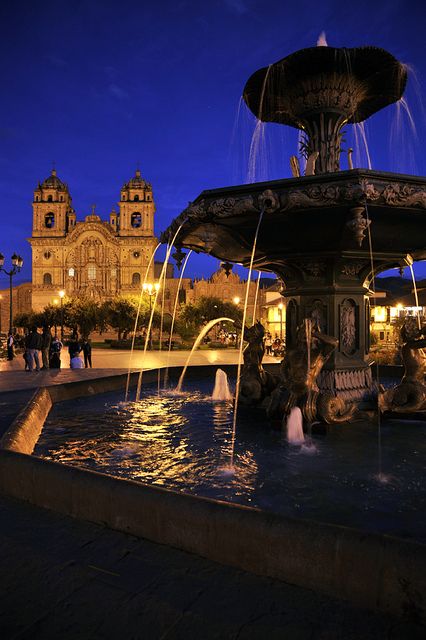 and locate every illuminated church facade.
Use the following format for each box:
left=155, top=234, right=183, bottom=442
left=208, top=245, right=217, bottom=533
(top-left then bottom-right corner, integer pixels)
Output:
left=29, top=169, right=157, bottom=311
